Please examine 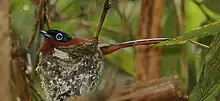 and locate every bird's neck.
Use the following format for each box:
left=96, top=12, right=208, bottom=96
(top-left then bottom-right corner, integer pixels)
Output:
left=38, top=38, right=56, bottom=53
